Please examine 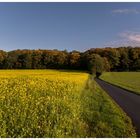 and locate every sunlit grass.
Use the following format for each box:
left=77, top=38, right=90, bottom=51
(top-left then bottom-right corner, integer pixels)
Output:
left=100, top=72, right=140, bottom=94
